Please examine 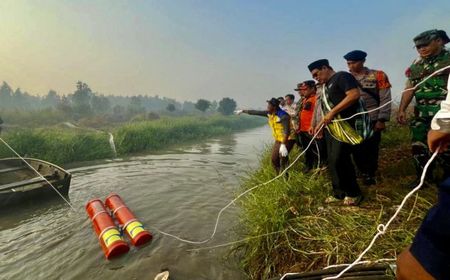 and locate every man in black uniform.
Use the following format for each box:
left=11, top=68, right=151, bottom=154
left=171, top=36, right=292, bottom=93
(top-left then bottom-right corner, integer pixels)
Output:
left=309, top=59, right=363, bottom=206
